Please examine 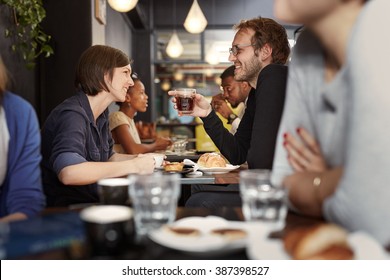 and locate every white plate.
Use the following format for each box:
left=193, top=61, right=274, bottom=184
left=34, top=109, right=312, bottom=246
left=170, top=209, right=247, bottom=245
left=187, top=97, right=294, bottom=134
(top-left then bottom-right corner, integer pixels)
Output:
left=198, top=164, right=240, bottom=174
left=246, top=222, right=390, bottom=260
left=165, top=150, right=196, bottom=156
left=148, top=216, right=247, bottom=257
